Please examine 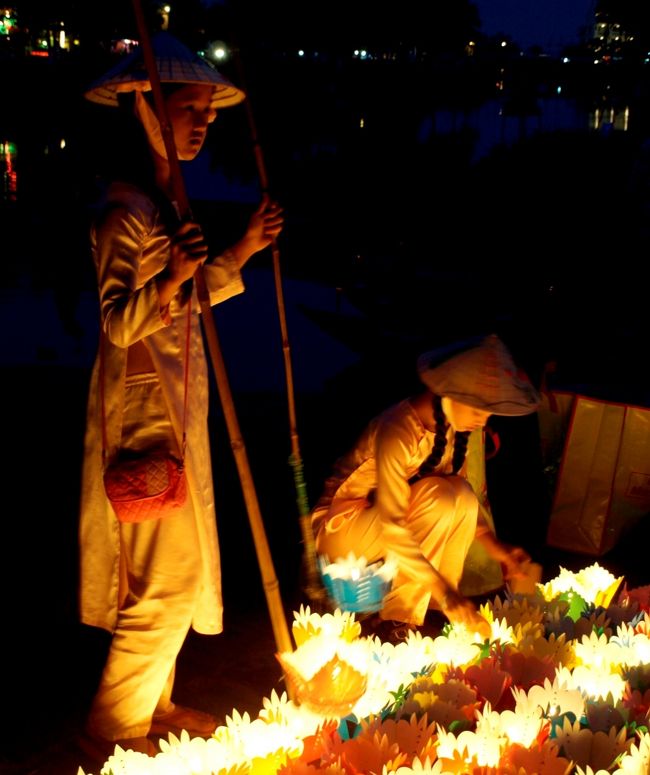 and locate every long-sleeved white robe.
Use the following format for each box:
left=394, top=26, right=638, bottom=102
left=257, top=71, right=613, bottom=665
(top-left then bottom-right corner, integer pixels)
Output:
left=79, top=181, right=244, bottom=636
